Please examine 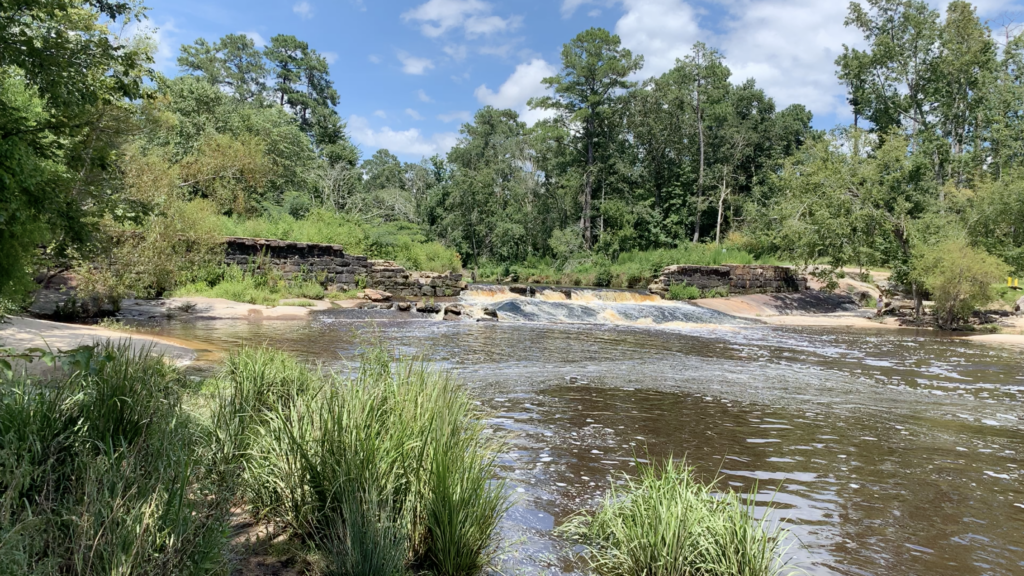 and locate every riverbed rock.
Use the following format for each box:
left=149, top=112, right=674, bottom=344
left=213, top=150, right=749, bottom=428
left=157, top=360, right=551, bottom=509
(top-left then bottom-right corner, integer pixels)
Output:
left=363, top=289, right=392, bottom=302
left=1016, top=296, right=1024, bottom=315
left=415, top=301, right=441, bottom=314
left=481, top=307, right=498, bottom=319
left=396, top=302, right=411, bottom=312
left=444, top=303, right=465, bottom=315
